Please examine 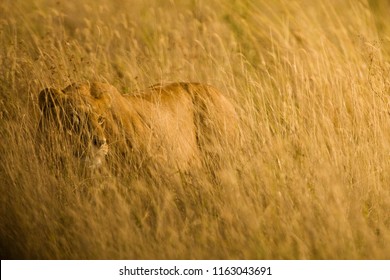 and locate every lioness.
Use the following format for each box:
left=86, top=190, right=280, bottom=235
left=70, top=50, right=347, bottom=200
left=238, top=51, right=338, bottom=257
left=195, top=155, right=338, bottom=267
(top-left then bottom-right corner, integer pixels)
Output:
left=38, top=82, right=239, bottom=175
